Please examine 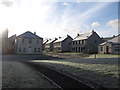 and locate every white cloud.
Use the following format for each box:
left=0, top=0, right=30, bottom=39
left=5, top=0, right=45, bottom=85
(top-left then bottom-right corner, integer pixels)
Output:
left=63, top=2, right=69, bottom=6
left=91, top=22, right=100, bottom=27
left=107, top=19, right=119, bottom=28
